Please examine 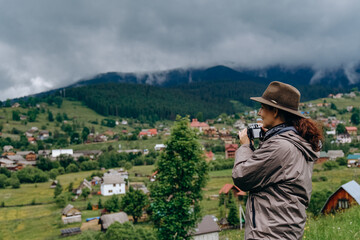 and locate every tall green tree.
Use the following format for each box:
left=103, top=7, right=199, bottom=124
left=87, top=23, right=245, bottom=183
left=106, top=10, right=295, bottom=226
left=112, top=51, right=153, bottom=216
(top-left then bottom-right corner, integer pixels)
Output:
left=351, top=113, right=360, bottom=125
left=54, top=181, right=63, bottom=198
left=105, top=195, right=121, bottom=212
left=227, top=202, right=240, bottom=226
left=150, top=116, right=209, bottom=240
left=336, top=123, right=346, bottom=134
left=120, top=186, right=148, bottom=223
